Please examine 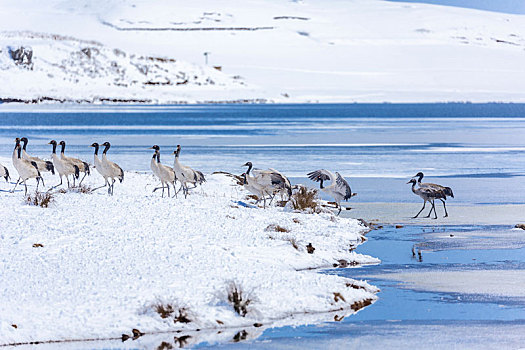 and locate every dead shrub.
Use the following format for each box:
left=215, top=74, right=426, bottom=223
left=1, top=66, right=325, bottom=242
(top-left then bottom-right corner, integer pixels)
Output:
left=227, top=282, right=254, bottom=317
left=151, top=301, right=192, bottom=324
left=25, top=191, right=54, bottom=208
left=290, top=186, right=321, bottom=213
left=350, top=298, right=373, bottom=311
left=265, top=224, right=290, bottom=233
